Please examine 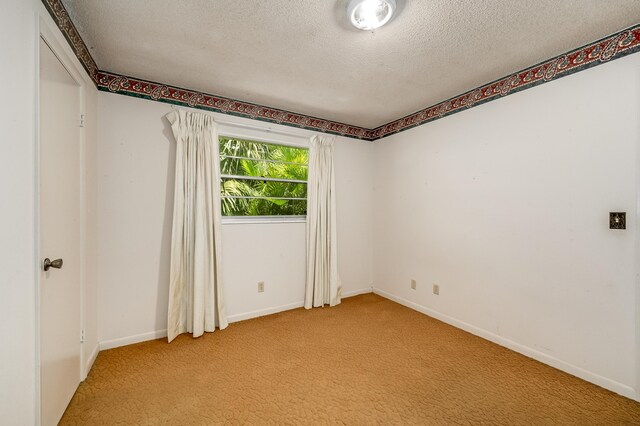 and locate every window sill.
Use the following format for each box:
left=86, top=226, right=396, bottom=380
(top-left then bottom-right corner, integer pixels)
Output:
left=221, top=216, right=307, bottom=225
